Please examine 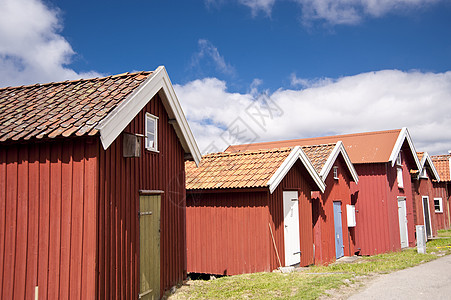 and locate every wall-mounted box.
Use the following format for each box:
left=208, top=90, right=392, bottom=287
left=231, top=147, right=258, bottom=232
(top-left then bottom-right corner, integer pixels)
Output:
left=347, top=204, right=356, bottom=227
